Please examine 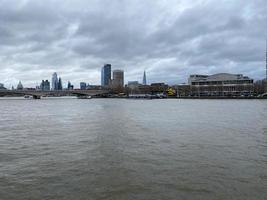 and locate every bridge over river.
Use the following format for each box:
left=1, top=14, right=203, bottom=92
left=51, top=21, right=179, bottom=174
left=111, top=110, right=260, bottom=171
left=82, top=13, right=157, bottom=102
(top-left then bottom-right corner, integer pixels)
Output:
left=0, top=89, right=110, bottom=99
